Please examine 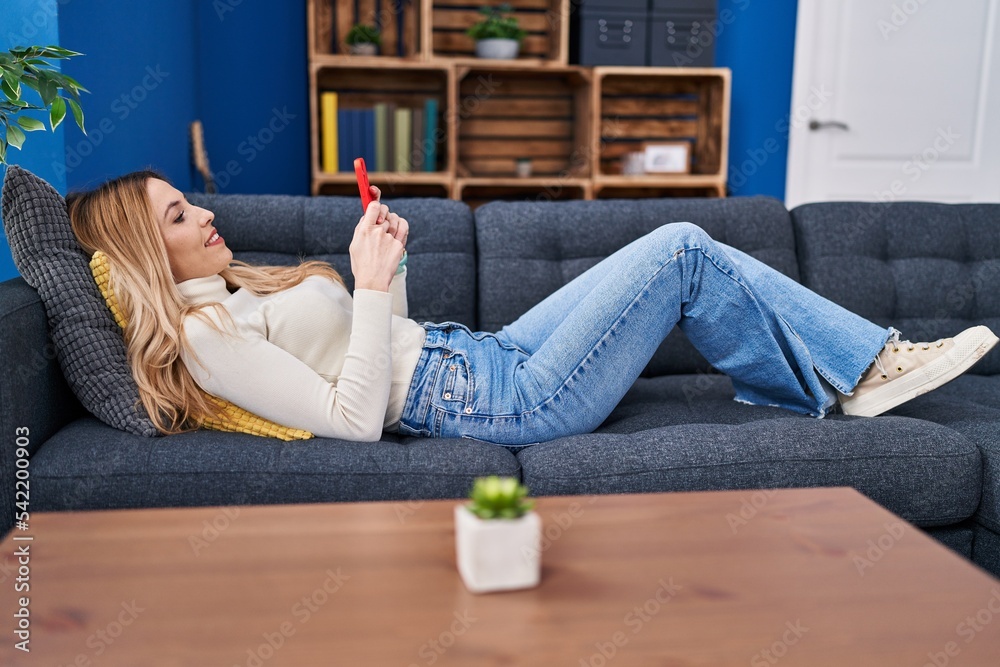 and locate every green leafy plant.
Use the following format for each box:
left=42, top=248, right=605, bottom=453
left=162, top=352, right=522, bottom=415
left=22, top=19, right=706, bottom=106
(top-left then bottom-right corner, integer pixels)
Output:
left=0, top=45, right=88, bottom=164
left=466, top=476, right=534, bottom=520
left=466, top=4, right=528, bottom=43
left=345, top=23, right=382, bottom=47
